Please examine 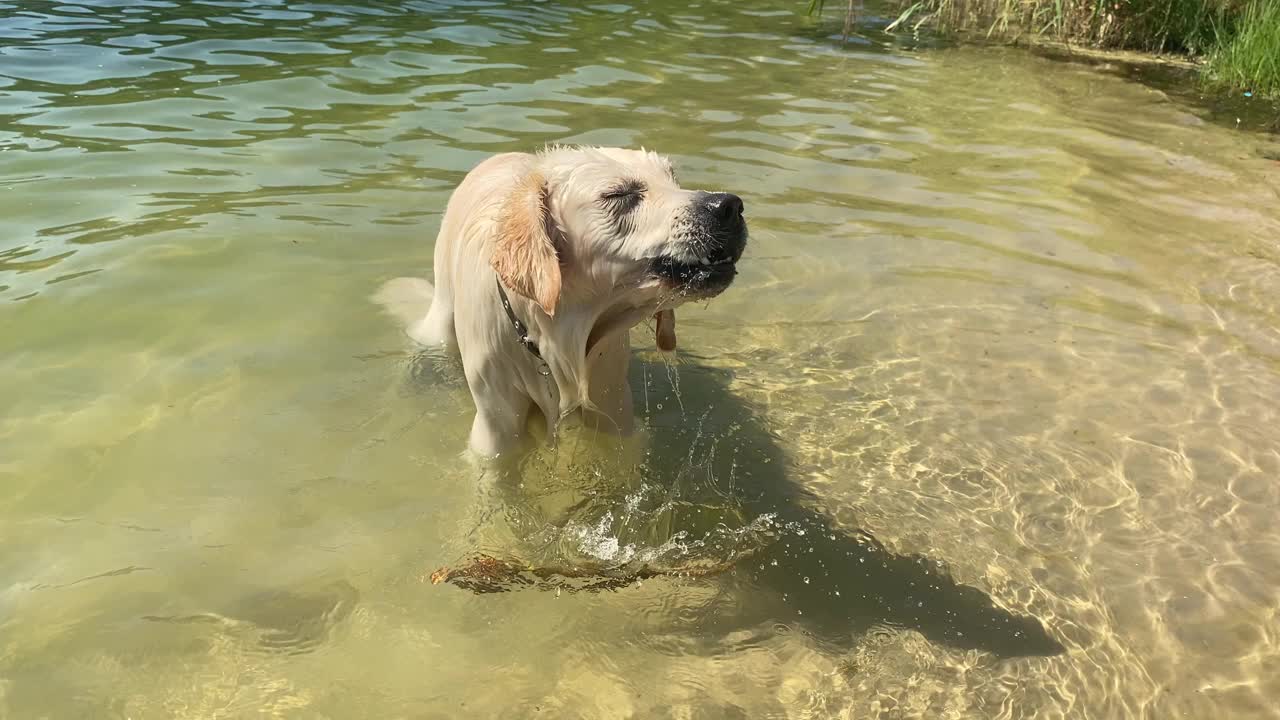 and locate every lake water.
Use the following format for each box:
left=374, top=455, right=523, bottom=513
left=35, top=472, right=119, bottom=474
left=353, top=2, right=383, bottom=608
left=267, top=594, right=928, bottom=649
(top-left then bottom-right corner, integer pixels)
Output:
left=4, top=1, right=1280, bottom=718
